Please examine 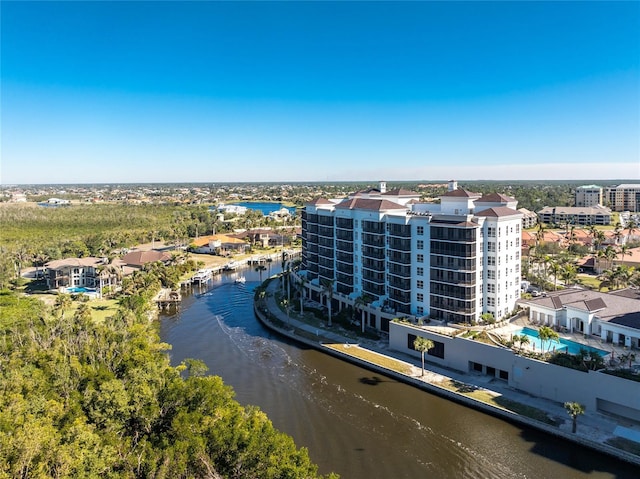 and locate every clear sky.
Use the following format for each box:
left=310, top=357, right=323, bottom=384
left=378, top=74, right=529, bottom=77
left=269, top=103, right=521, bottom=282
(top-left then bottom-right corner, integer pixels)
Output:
left=1, top=1, right=639, bottom=184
